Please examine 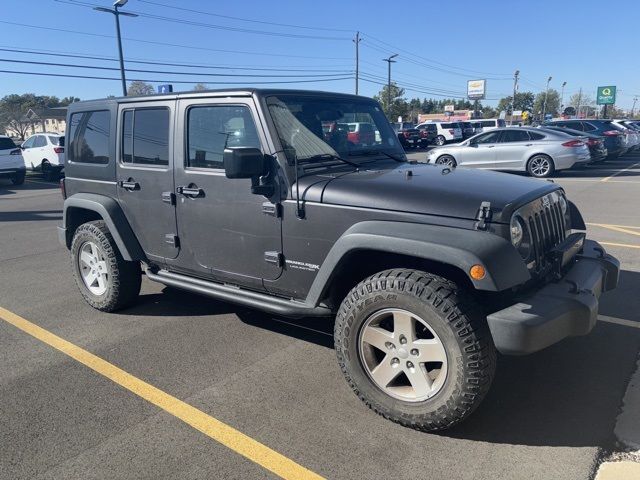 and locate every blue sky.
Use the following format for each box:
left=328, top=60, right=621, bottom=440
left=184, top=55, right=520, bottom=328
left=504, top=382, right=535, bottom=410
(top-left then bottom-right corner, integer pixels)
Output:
left=1, top=0, right=639, bottom=108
